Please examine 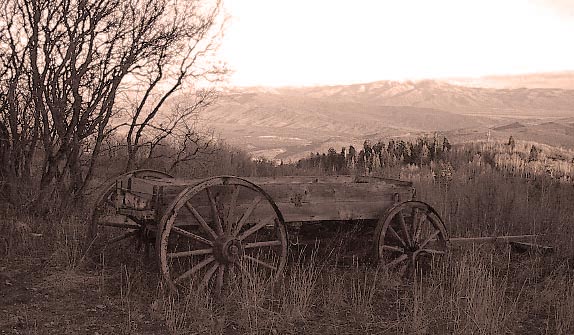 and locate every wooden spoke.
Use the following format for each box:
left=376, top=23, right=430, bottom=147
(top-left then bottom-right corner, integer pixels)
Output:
left=97, top=221, right=139, bottom=229
left=411, top=207, right=419, bottom=242
left=233, top=196, right=262, bottom=236
left=101, top=230, right=138, bottom=247
left=244, top=240, right=282, bottom=249
left=413, top=212, right=427, bottom=243
left=385, top=254, right=409, bottom=269
left=388, top=226, right=407, bottom=248
left=174, top=255, right=215, bottom=284
left=225, top=186, right=240, bottom=234
left=104, top=197, right=116, bottom=207
left=199, top=262, right=219, bottom=290
left=168, top=248, right=213, bottom=259
left=398, top=211, right=413, bottom=247
left=419, top=229, right=441, bottom=249
left=172, top=226, right=213, bottom=246
left=206, top=188, right=224, bottom=236
left=236, top=262, right=254, bottom=282
left=381, top=245, right=404, bottom=253
left=215, top=264, right=225, bottom=294
left=225, top=263, right=237, bottom=284
left=230, top=263, right=239, bottom=280
left=238, top=216, right=275, bottom=241
left=184, top=202, right=218, bottom=240
left=243, top=255, right=277, bottom=271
